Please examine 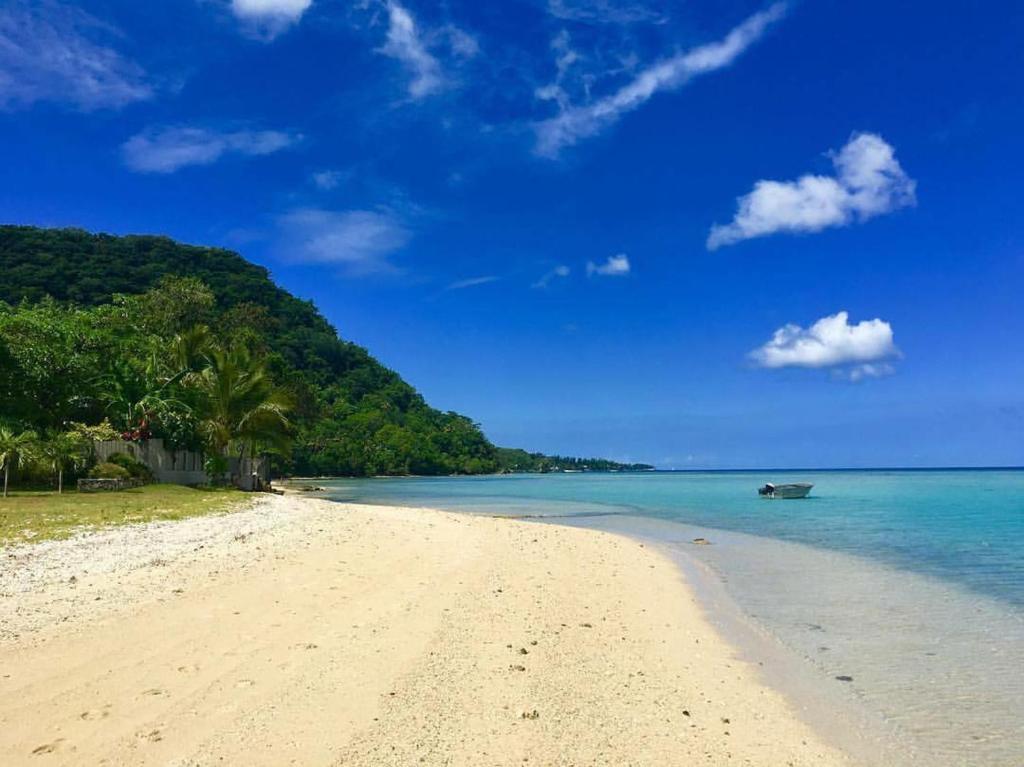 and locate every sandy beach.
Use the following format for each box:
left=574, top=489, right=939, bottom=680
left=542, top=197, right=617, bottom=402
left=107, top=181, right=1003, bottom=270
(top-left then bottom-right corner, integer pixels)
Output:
left=0, top=494, right=851, bottom=766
